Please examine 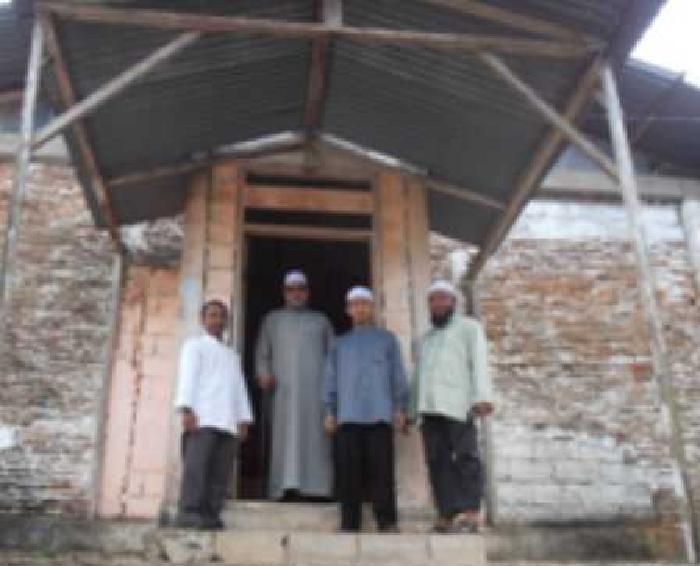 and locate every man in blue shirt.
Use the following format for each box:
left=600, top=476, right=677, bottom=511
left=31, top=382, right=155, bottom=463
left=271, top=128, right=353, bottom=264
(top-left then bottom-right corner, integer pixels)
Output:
left=322, top=286, right=409, bottom=532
